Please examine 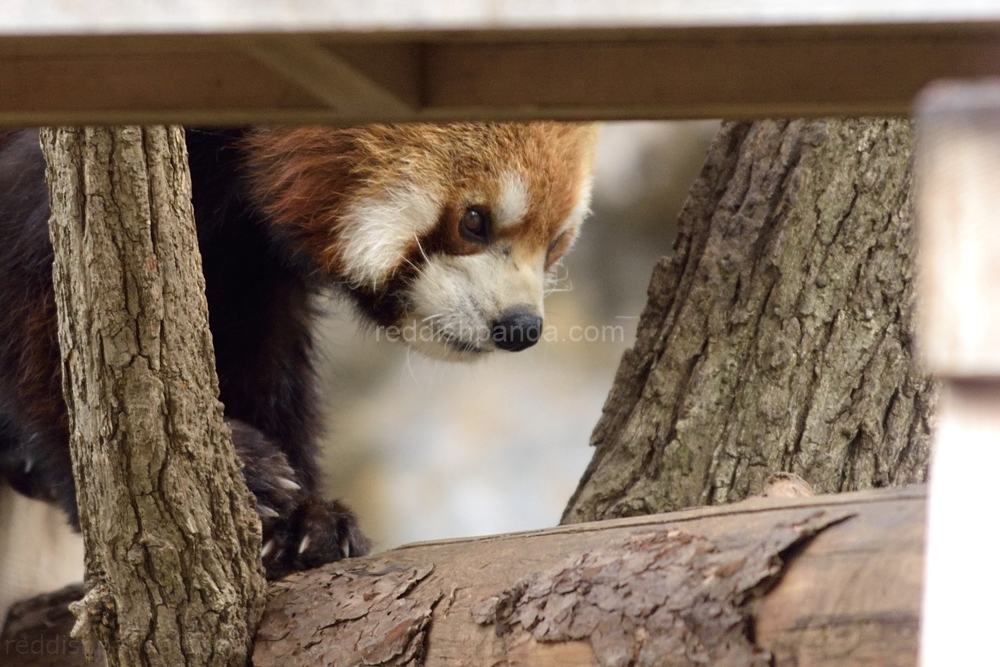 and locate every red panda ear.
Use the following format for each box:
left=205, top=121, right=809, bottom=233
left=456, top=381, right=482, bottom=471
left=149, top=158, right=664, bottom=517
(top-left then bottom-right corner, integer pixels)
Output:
left=241, top=127, right=365, bottom=272
left=545, top=228, right=577, bottom=270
